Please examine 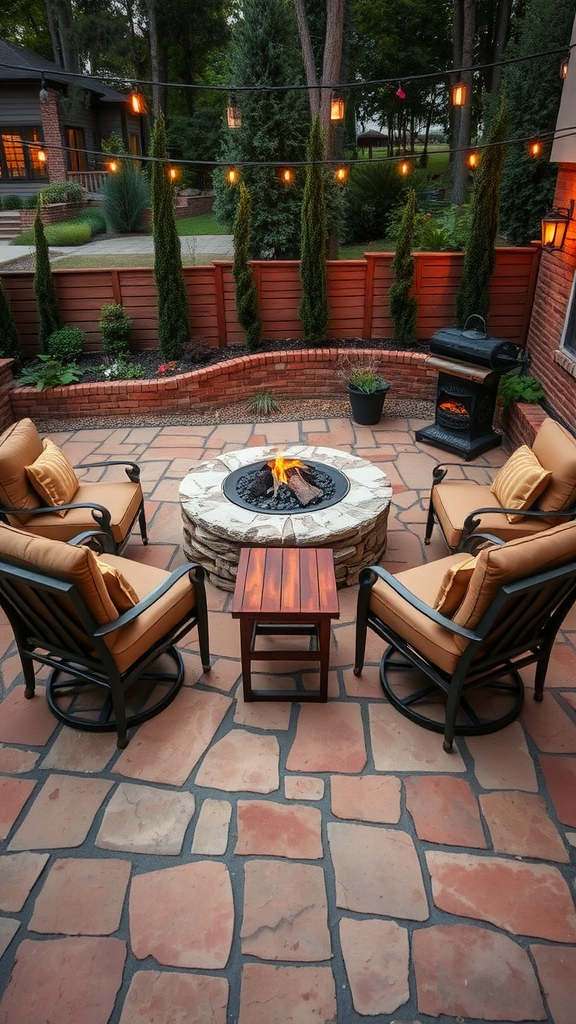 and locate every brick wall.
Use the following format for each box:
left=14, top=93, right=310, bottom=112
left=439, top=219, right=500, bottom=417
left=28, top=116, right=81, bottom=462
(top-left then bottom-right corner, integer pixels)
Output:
left=525, top=164, right=576, bottom=432
left=19, top=203, right=85, bottom=229
left=7, top=348, right=438, bottom=422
